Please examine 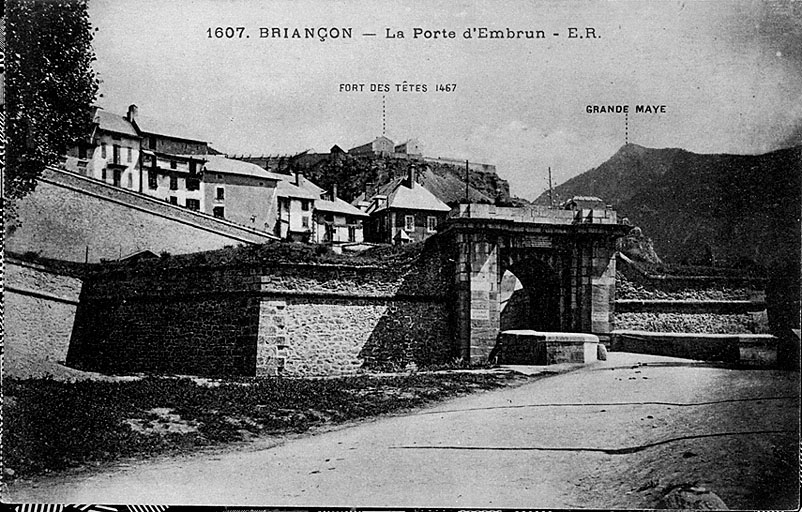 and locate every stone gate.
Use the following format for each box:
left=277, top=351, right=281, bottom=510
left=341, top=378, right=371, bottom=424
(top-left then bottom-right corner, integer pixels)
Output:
left=438, top=203, right=630, bottom=362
